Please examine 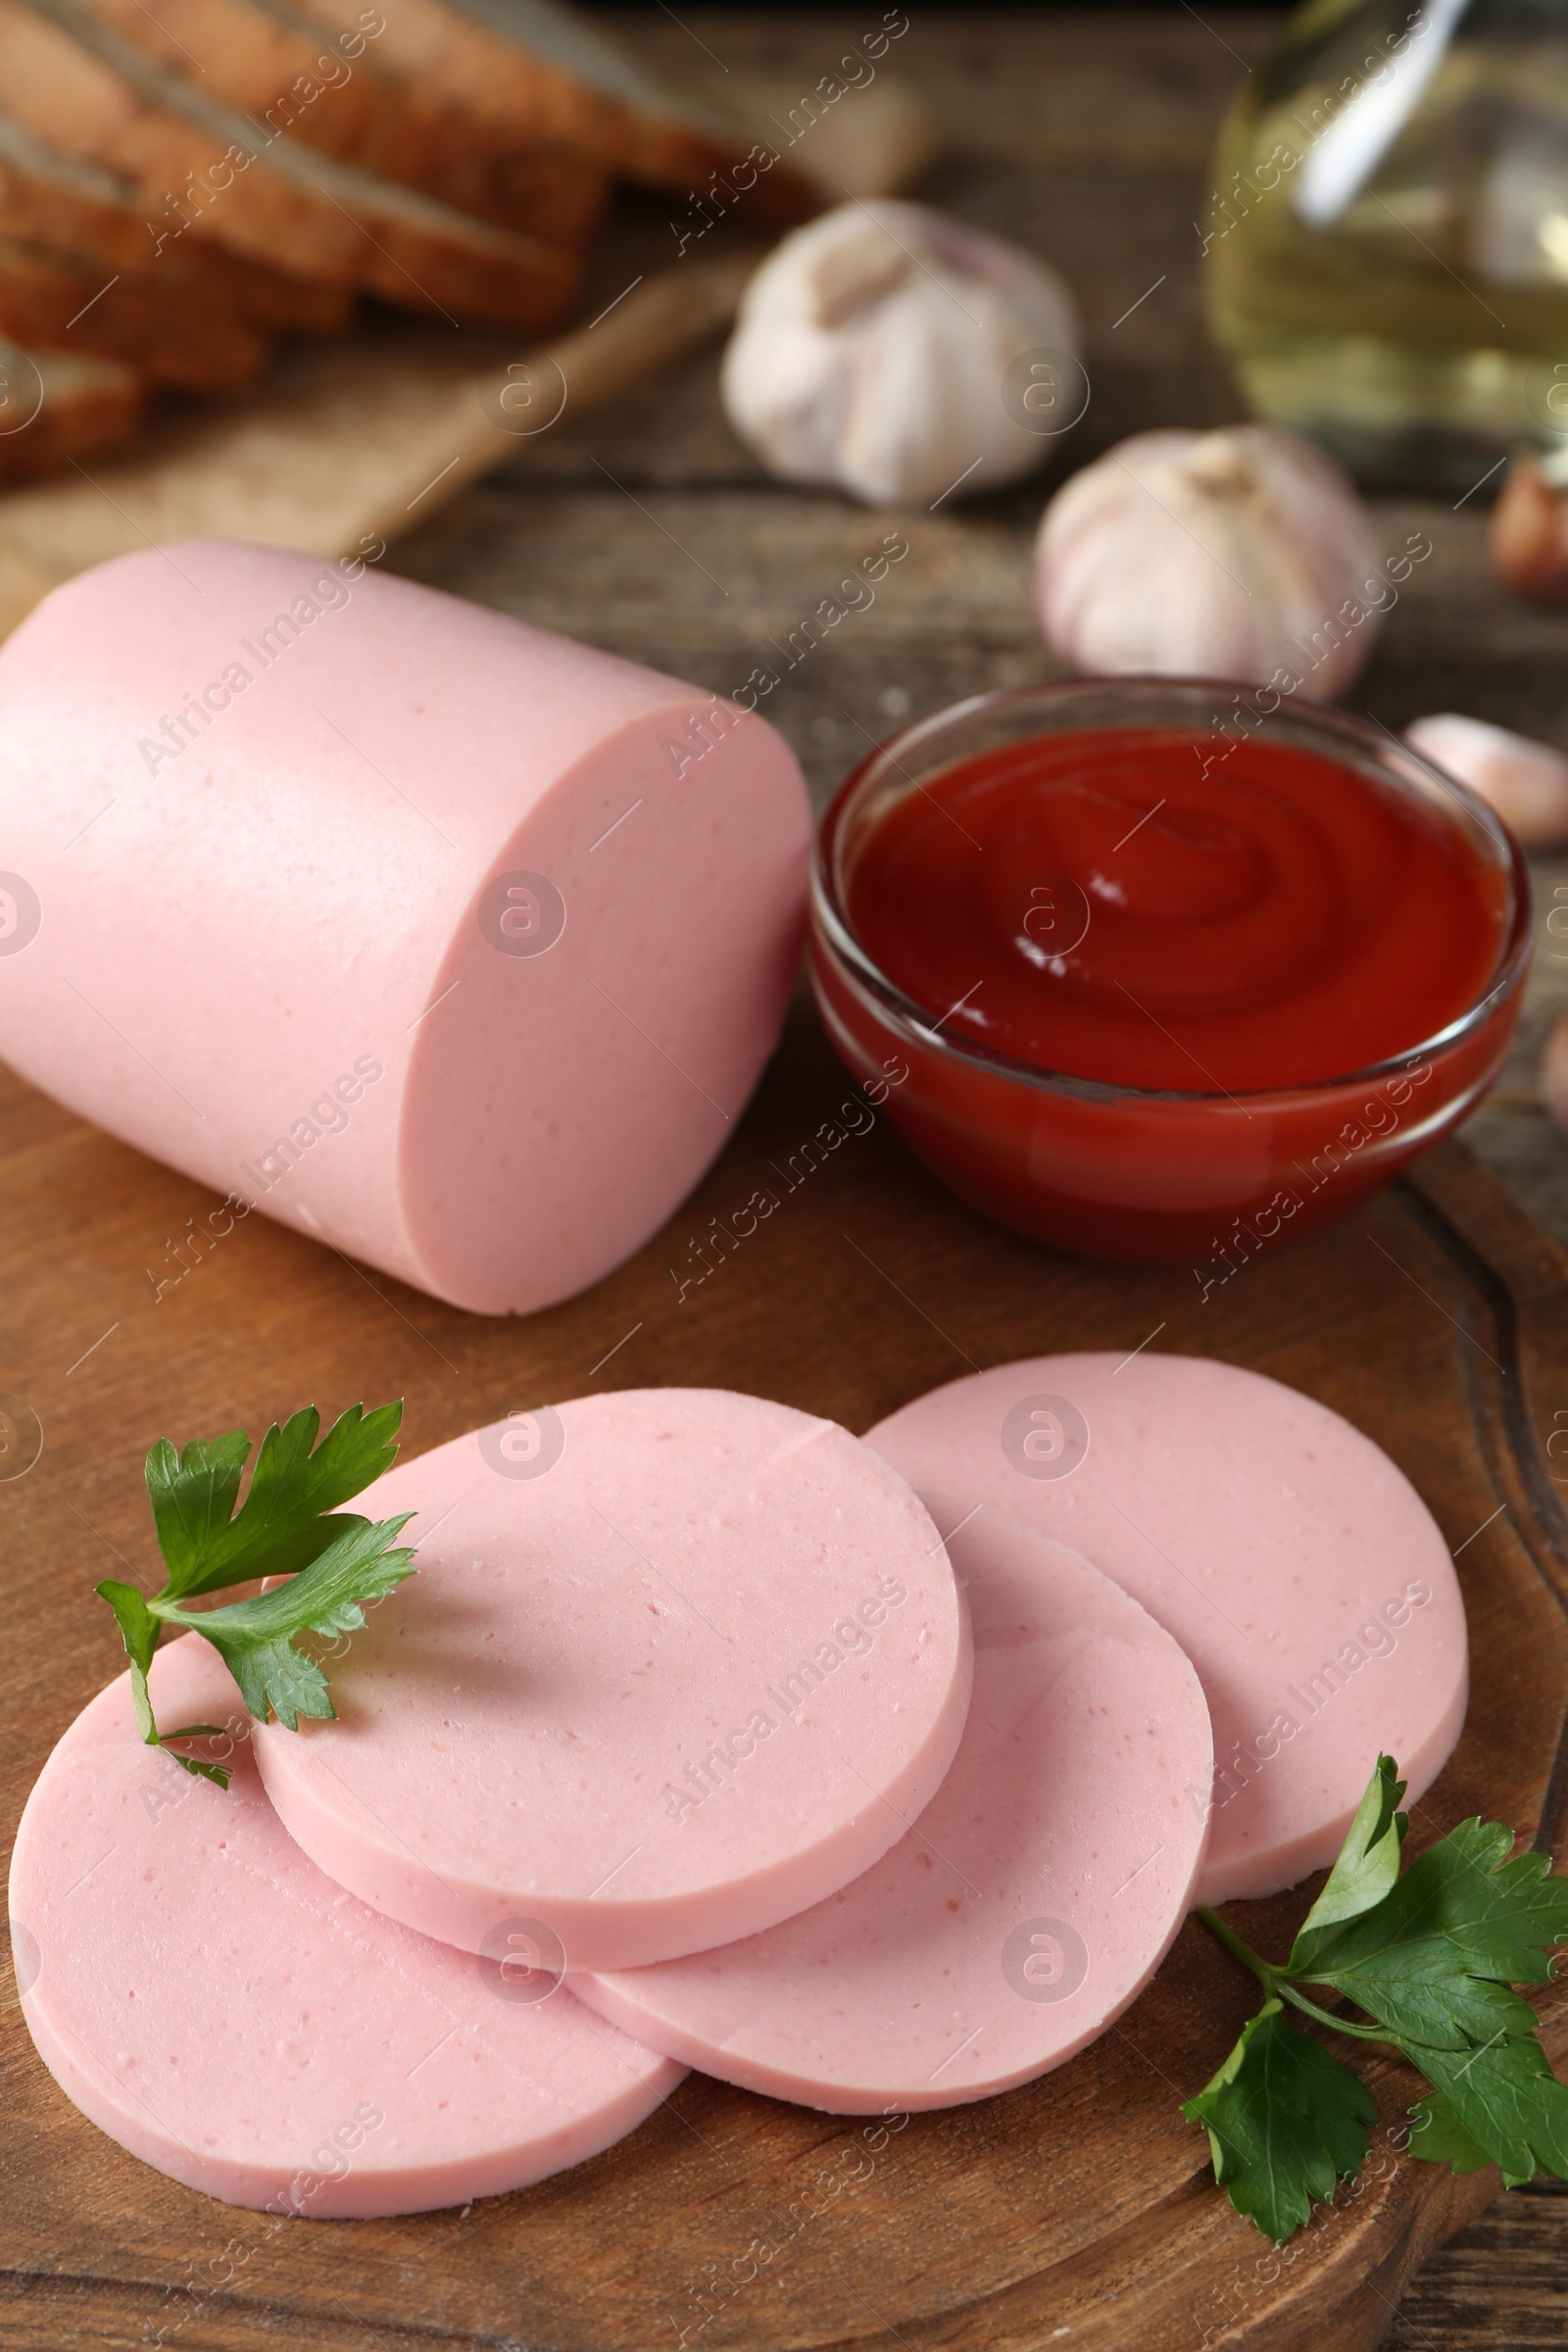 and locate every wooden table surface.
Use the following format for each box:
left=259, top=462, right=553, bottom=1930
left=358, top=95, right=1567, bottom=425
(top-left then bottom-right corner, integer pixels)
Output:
left=7, top=8, right=1568, bottom=2343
